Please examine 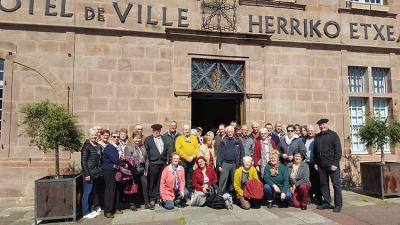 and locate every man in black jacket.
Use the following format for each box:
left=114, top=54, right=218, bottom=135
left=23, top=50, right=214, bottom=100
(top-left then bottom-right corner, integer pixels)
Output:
left=313, top=119, right=343, bottom=213
left=162, top=120, right=180, bottom=152
left=144, top=124, right=172, bottom=209
left=217, top=125, right=245, bottom=194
